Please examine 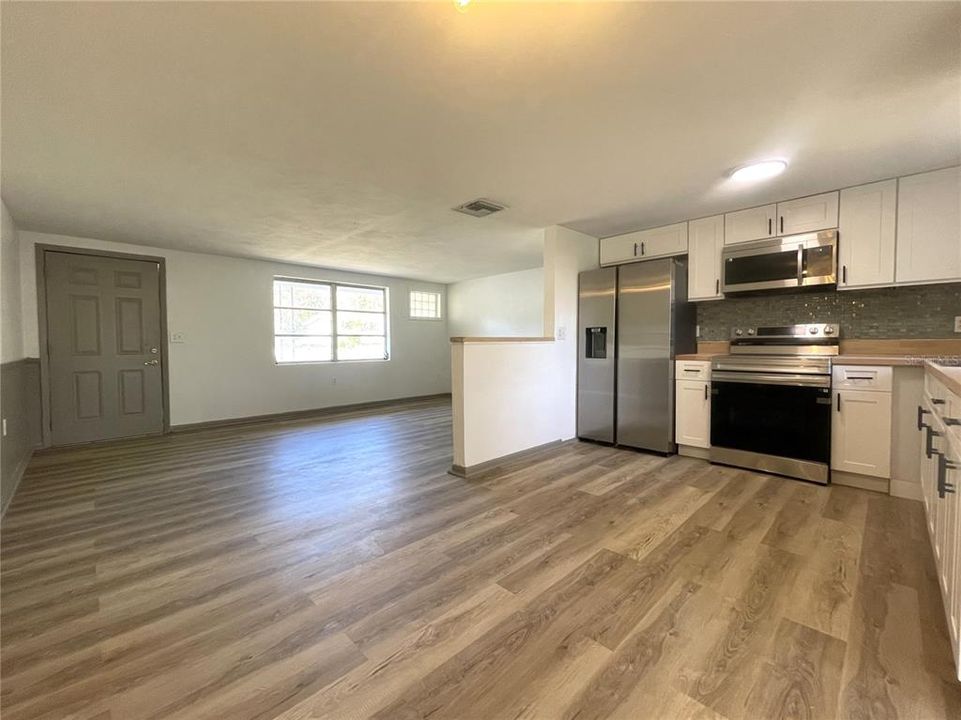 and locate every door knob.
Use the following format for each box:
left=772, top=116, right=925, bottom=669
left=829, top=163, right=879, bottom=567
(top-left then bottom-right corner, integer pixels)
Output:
left=143, top=359, right=160, bottom=366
